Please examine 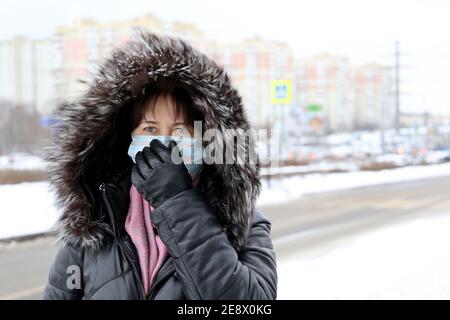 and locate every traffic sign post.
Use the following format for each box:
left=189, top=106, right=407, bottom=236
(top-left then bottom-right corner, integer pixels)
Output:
left=271, top=80, right=293, bottom=163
